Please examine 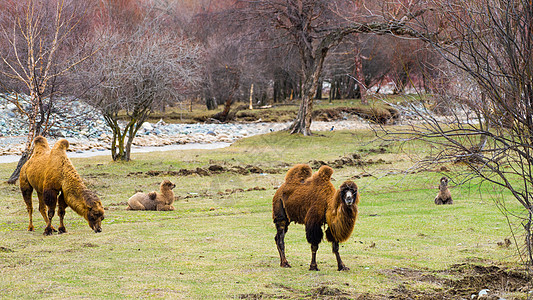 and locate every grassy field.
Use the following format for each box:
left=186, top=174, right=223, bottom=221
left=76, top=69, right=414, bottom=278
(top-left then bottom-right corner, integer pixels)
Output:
left=143, top=96, right=406, bottom=124
left=0, top=129, right=528, bottom=299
